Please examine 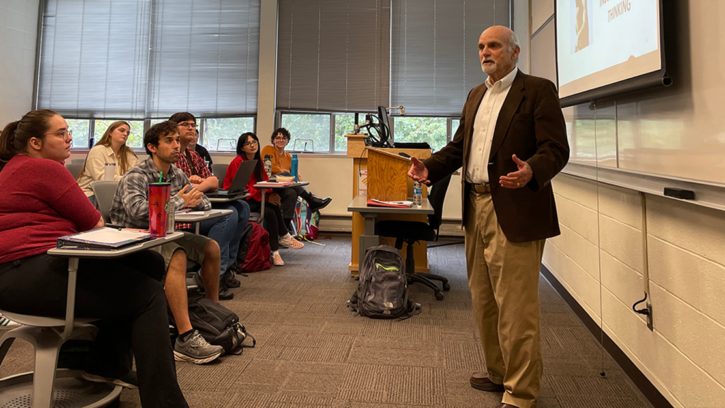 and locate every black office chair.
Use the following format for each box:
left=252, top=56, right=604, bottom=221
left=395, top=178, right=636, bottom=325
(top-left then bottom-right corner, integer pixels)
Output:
left=375, top=174, right=452, bottom=300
